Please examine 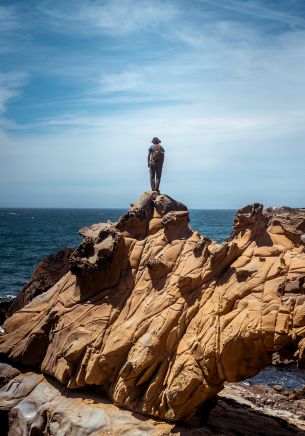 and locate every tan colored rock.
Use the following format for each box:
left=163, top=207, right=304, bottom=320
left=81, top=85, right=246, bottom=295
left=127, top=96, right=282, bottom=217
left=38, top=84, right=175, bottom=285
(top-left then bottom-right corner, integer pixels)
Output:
left=0, top=363, right=174, bottom=435
left=1, top=192, right=305, bottom=422
left=1, top=363, right=303, bottom=435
